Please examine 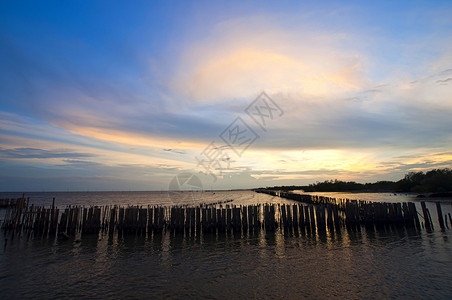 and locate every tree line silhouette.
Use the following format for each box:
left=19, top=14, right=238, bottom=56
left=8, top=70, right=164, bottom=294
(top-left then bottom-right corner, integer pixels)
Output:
left=262, top=168, right=452, bottom=194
